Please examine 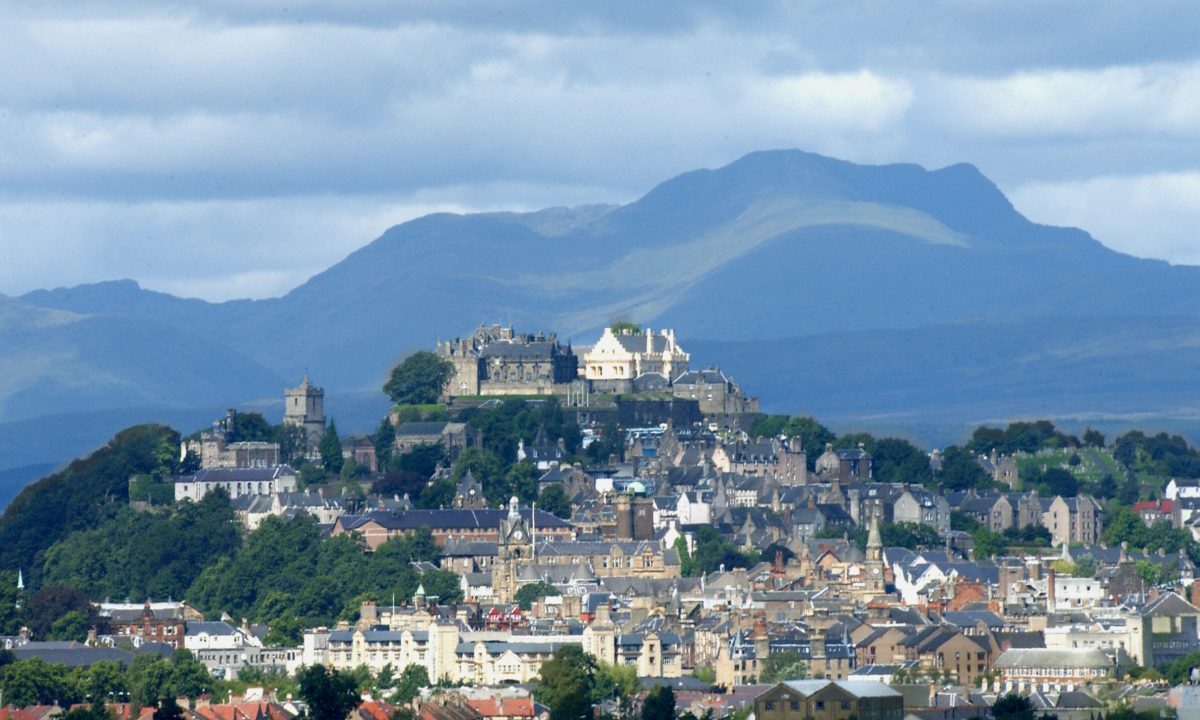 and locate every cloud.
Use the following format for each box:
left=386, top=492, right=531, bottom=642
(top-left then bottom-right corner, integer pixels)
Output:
left=1009, top=173, right=1200, bottom=266
left=0, top=1, right=1198, bottom=300
left=929, top=61, right=1200, bottom=139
